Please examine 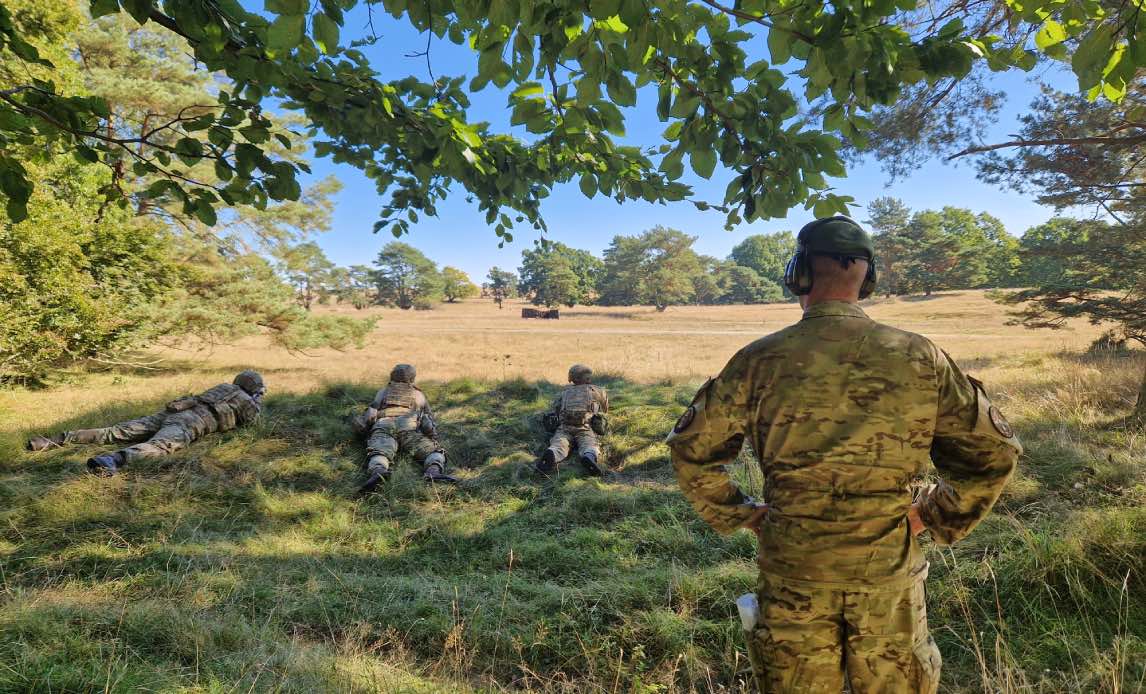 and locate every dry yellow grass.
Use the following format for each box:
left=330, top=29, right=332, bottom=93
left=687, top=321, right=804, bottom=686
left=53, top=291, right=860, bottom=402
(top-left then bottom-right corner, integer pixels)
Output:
left=0, top=289, right=1115, bottom=435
